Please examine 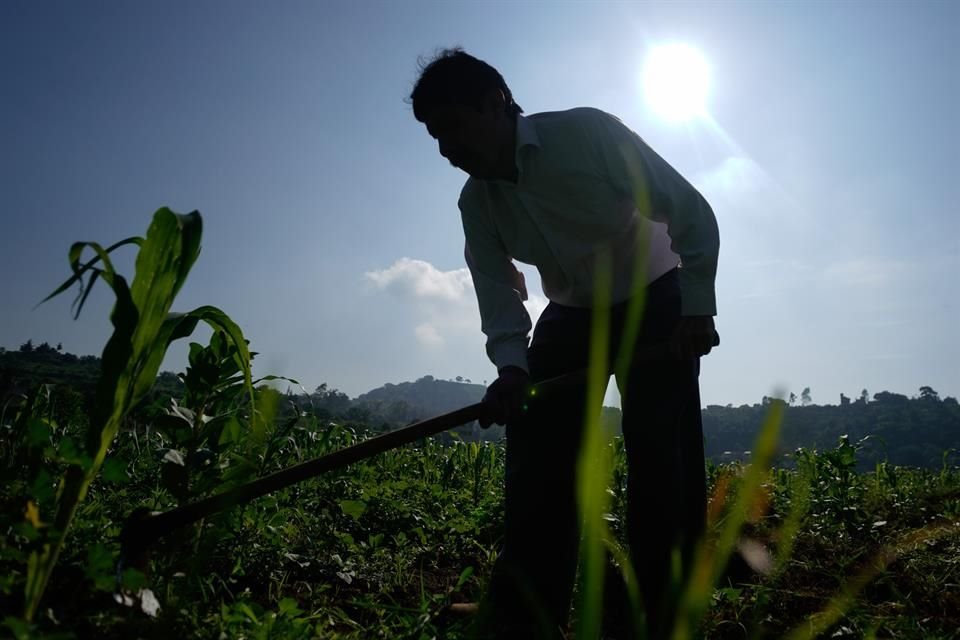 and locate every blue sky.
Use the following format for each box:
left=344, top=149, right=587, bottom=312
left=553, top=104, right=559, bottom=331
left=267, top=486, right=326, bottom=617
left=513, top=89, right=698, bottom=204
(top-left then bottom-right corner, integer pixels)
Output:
left=2, top=1, right=957, bottom=408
